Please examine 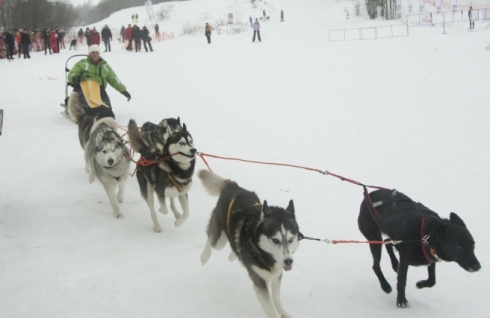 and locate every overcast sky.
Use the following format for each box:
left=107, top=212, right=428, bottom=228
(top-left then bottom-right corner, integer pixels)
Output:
left=68, top=0, right=101, bottom=7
